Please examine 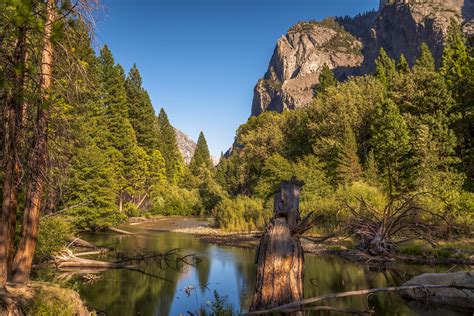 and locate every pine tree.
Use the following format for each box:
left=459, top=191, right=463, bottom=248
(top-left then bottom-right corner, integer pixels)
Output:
left=99, top=46, right=134, bottom=151
left=397, top=54, right=410, bottom=73
left=370, top=99, right=412, bottom=194
left=189, top=131, right=212, bottom=176
left=316, top=64, right=337, bottom=94
left=65, top=145, right=122, bottom=229
left=364, top=150, right=380, bottom=187
left=99, top=46, right=145, bottom=209
left=148, top=149, right=167, bottom=187
left=125, top=64, right=160, bottom=153
left=157, top=108, right=184, bottom=185
left=408, top=44, right=458, bottom=175
left=440, top=19, right=474, bottom=189
left=415, top=43, right=436, bottom=71
left=336, top=125, right=362, bottom=184
left=375, top=48, right=397, bottom=87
